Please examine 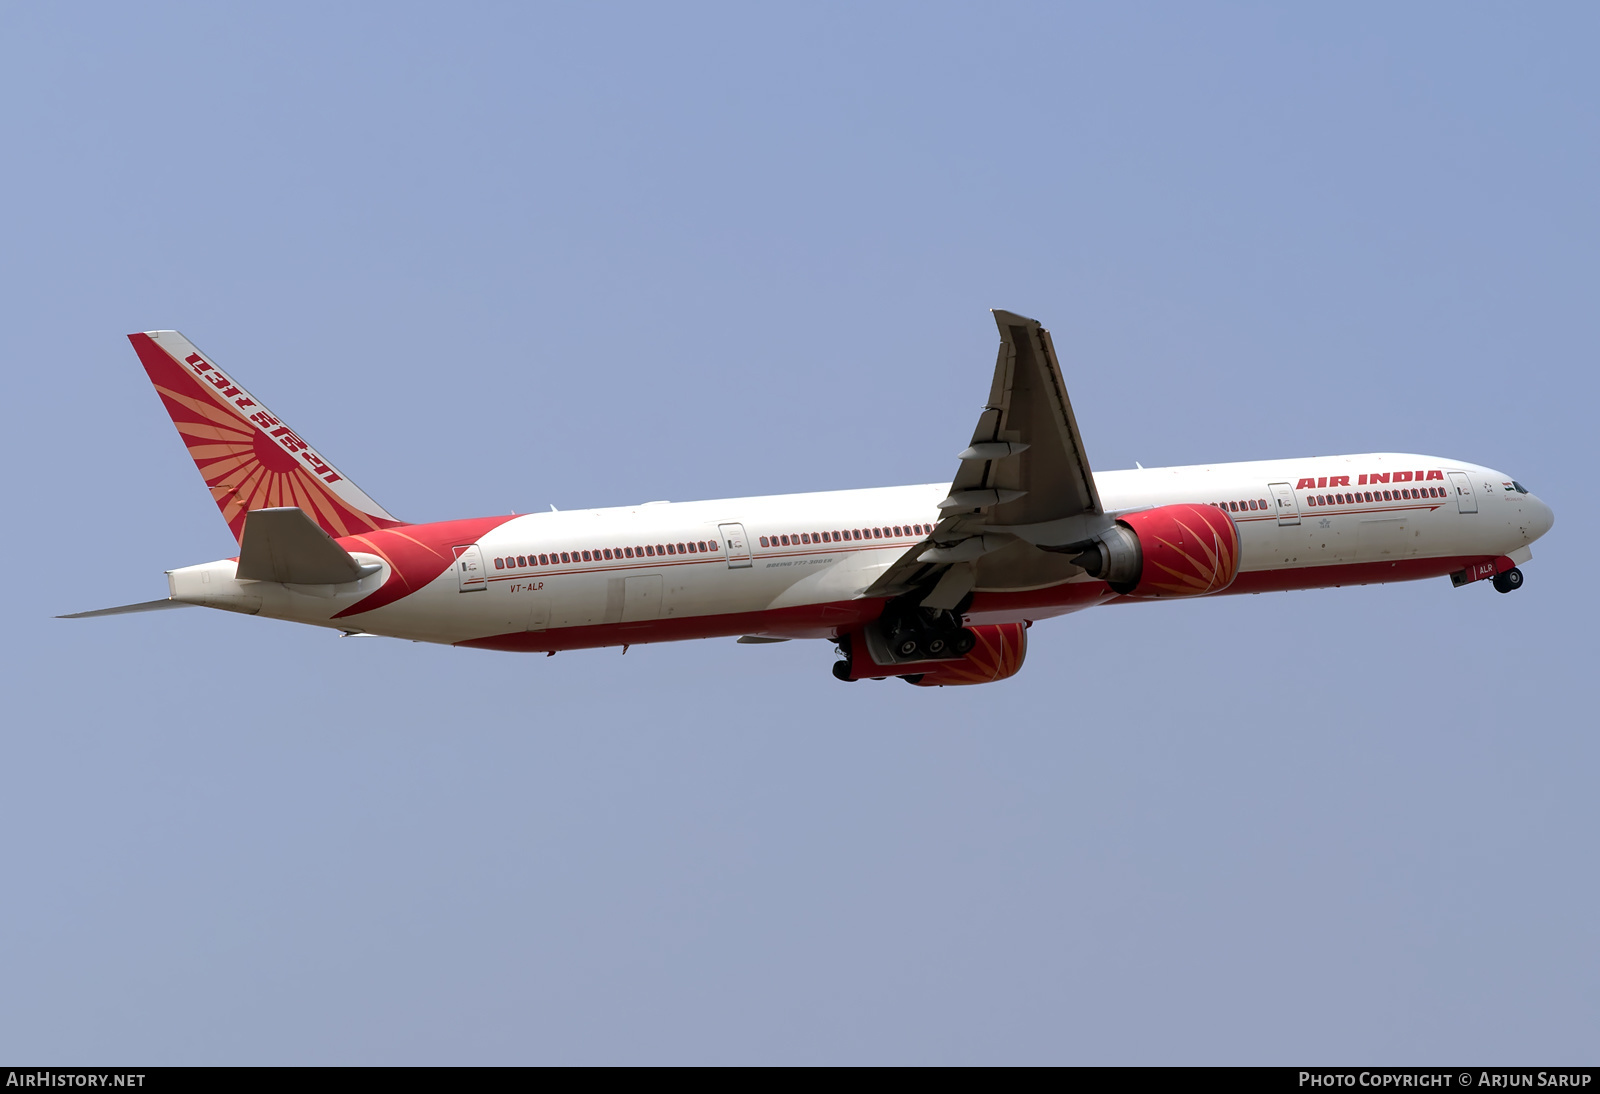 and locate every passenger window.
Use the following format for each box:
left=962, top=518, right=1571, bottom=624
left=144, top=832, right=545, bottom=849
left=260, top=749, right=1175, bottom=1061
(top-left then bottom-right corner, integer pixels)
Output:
left=581, top=550, right=591, bottom=562
left=494, top=557, right=504, bottom=569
